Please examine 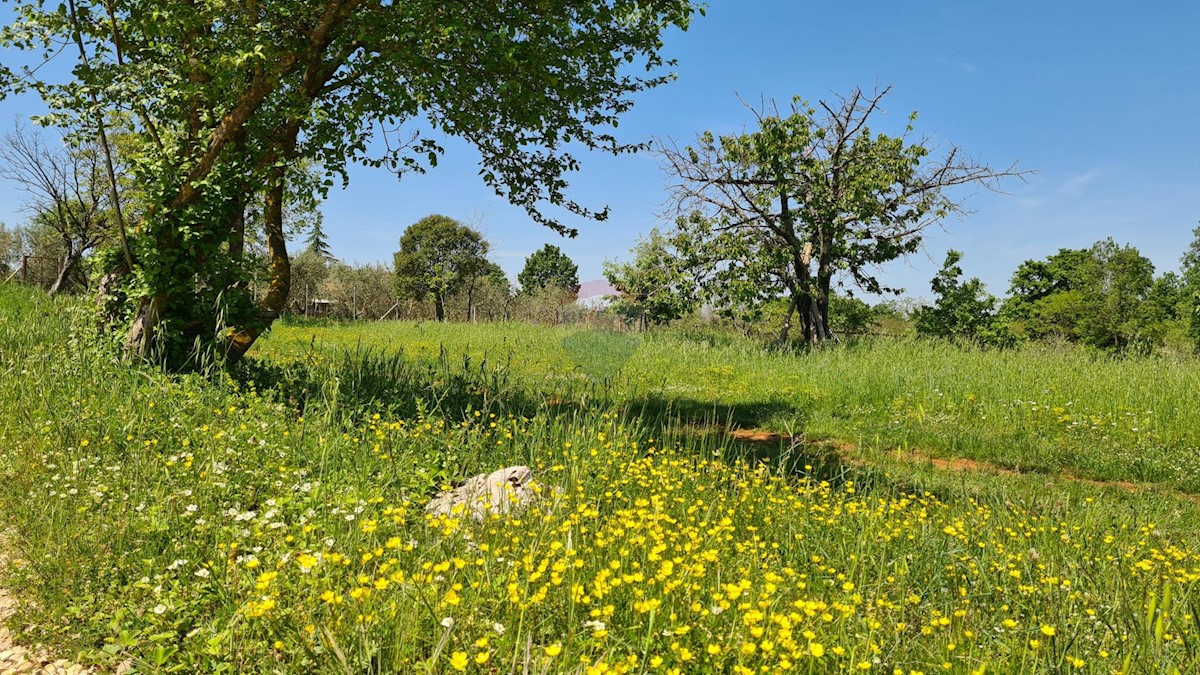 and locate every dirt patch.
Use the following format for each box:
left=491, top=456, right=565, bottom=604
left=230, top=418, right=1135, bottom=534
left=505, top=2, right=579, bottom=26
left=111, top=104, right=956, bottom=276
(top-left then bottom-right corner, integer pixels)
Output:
left=899, top=450, right=1147, bottom=495
left=727, top=427, right=1154, bottom=496
left=727, top=429, right=855, bottom=454
left=923, top=454, right=1022, bottom=477
left=728, top=428, right=787, bottom=444
left=1062, top=472, right=1142, bottom=494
